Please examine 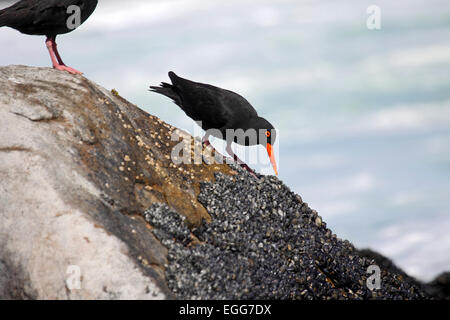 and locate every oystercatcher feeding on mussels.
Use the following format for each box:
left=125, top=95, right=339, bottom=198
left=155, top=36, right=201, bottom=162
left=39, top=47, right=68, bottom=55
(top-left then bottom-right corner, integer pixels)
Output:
left=0, top=0, right=98, bottom=74
left=150, top=72, right=278, bottom=176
